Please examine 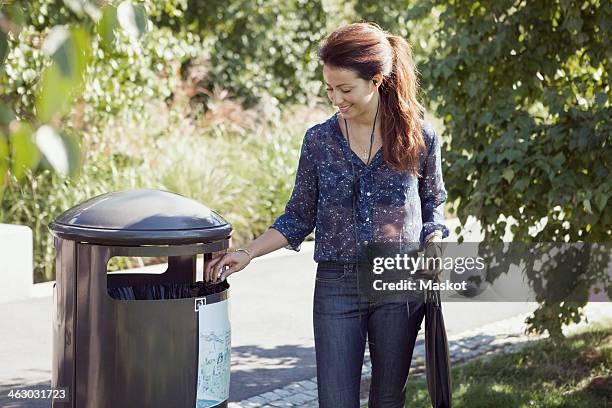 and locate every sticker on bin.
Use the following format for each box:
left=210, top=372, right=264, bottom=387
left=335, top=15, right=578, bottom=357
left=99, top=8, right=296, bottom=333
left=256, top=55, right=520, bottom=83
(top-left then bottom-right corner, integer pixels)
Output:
left=194, top=297, right=206, bottom=312
left=196, top=298, right=231, bottom=407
